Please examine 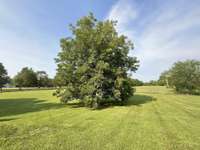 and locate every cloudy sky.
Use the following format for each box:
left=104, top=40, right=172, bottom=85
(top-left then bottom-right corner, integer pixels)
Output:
left=1, top=0, right=200, bottom=81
